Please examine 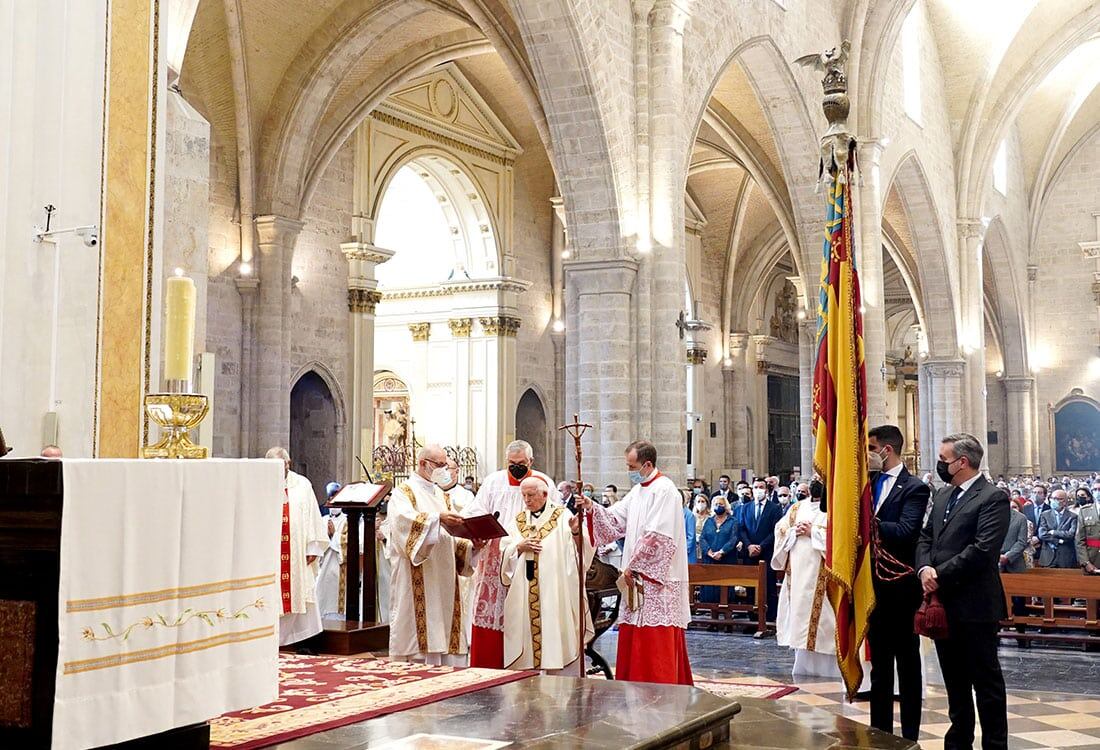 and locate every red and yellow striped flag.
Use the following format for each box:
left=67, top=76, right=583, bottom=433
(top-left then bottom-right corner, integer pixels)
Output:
left=811, top=140, right=875, bottom=700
